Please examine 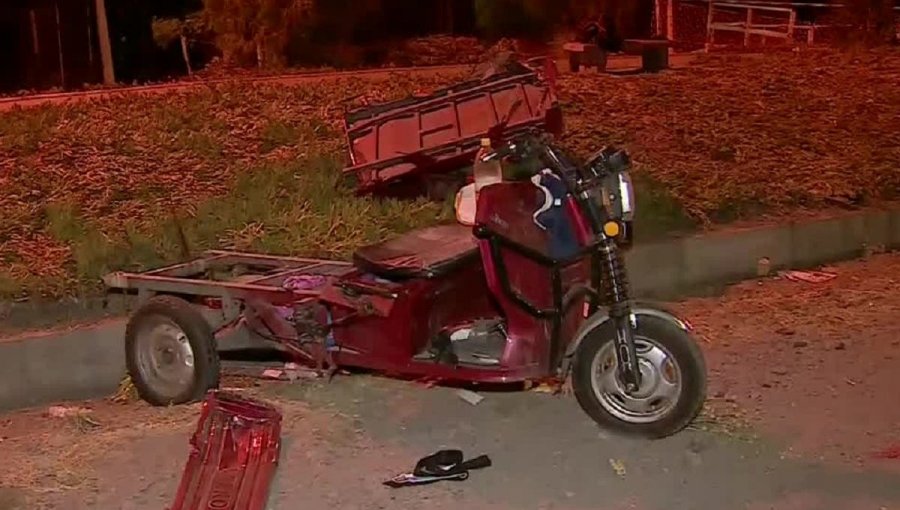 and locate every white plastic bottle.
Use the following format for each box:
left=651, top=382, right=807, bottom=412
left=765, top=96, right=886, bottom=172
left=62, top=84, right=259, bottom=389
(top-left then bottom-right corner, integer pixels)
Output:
left=473, top=138, right=503, bottom=193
